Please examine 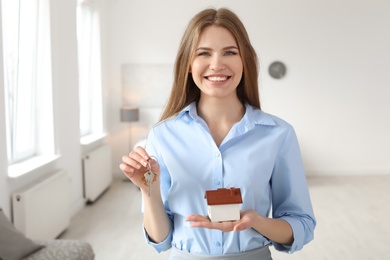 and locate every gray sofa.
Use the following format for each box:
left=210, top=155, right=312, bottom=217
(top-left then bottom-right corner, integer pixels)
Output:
left=0, top=208, right=94, bottom=260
